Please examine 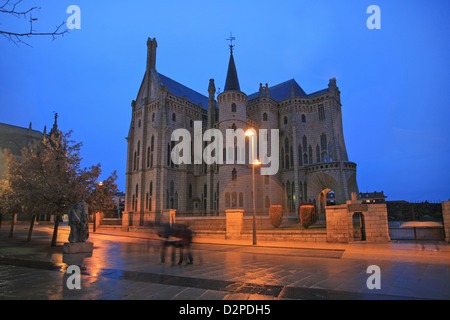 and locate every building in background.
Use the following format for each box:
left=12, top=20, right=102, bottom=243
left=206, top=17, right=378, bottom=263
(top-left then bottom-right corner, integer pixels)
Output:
left=0, top=122, right=45, bottom=181
left=125, top=37, right=359, bottom=224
